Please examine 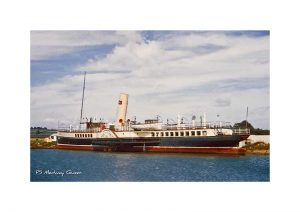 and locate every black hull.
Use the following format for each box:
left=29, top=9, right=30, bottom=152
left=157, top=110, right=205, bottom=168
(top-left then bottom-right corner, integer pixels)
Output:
left=57, top=134, right=248, bottom=148
left=159, top=135, right=243, bottom=147
left=57, top=137, right=160, bottom=145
